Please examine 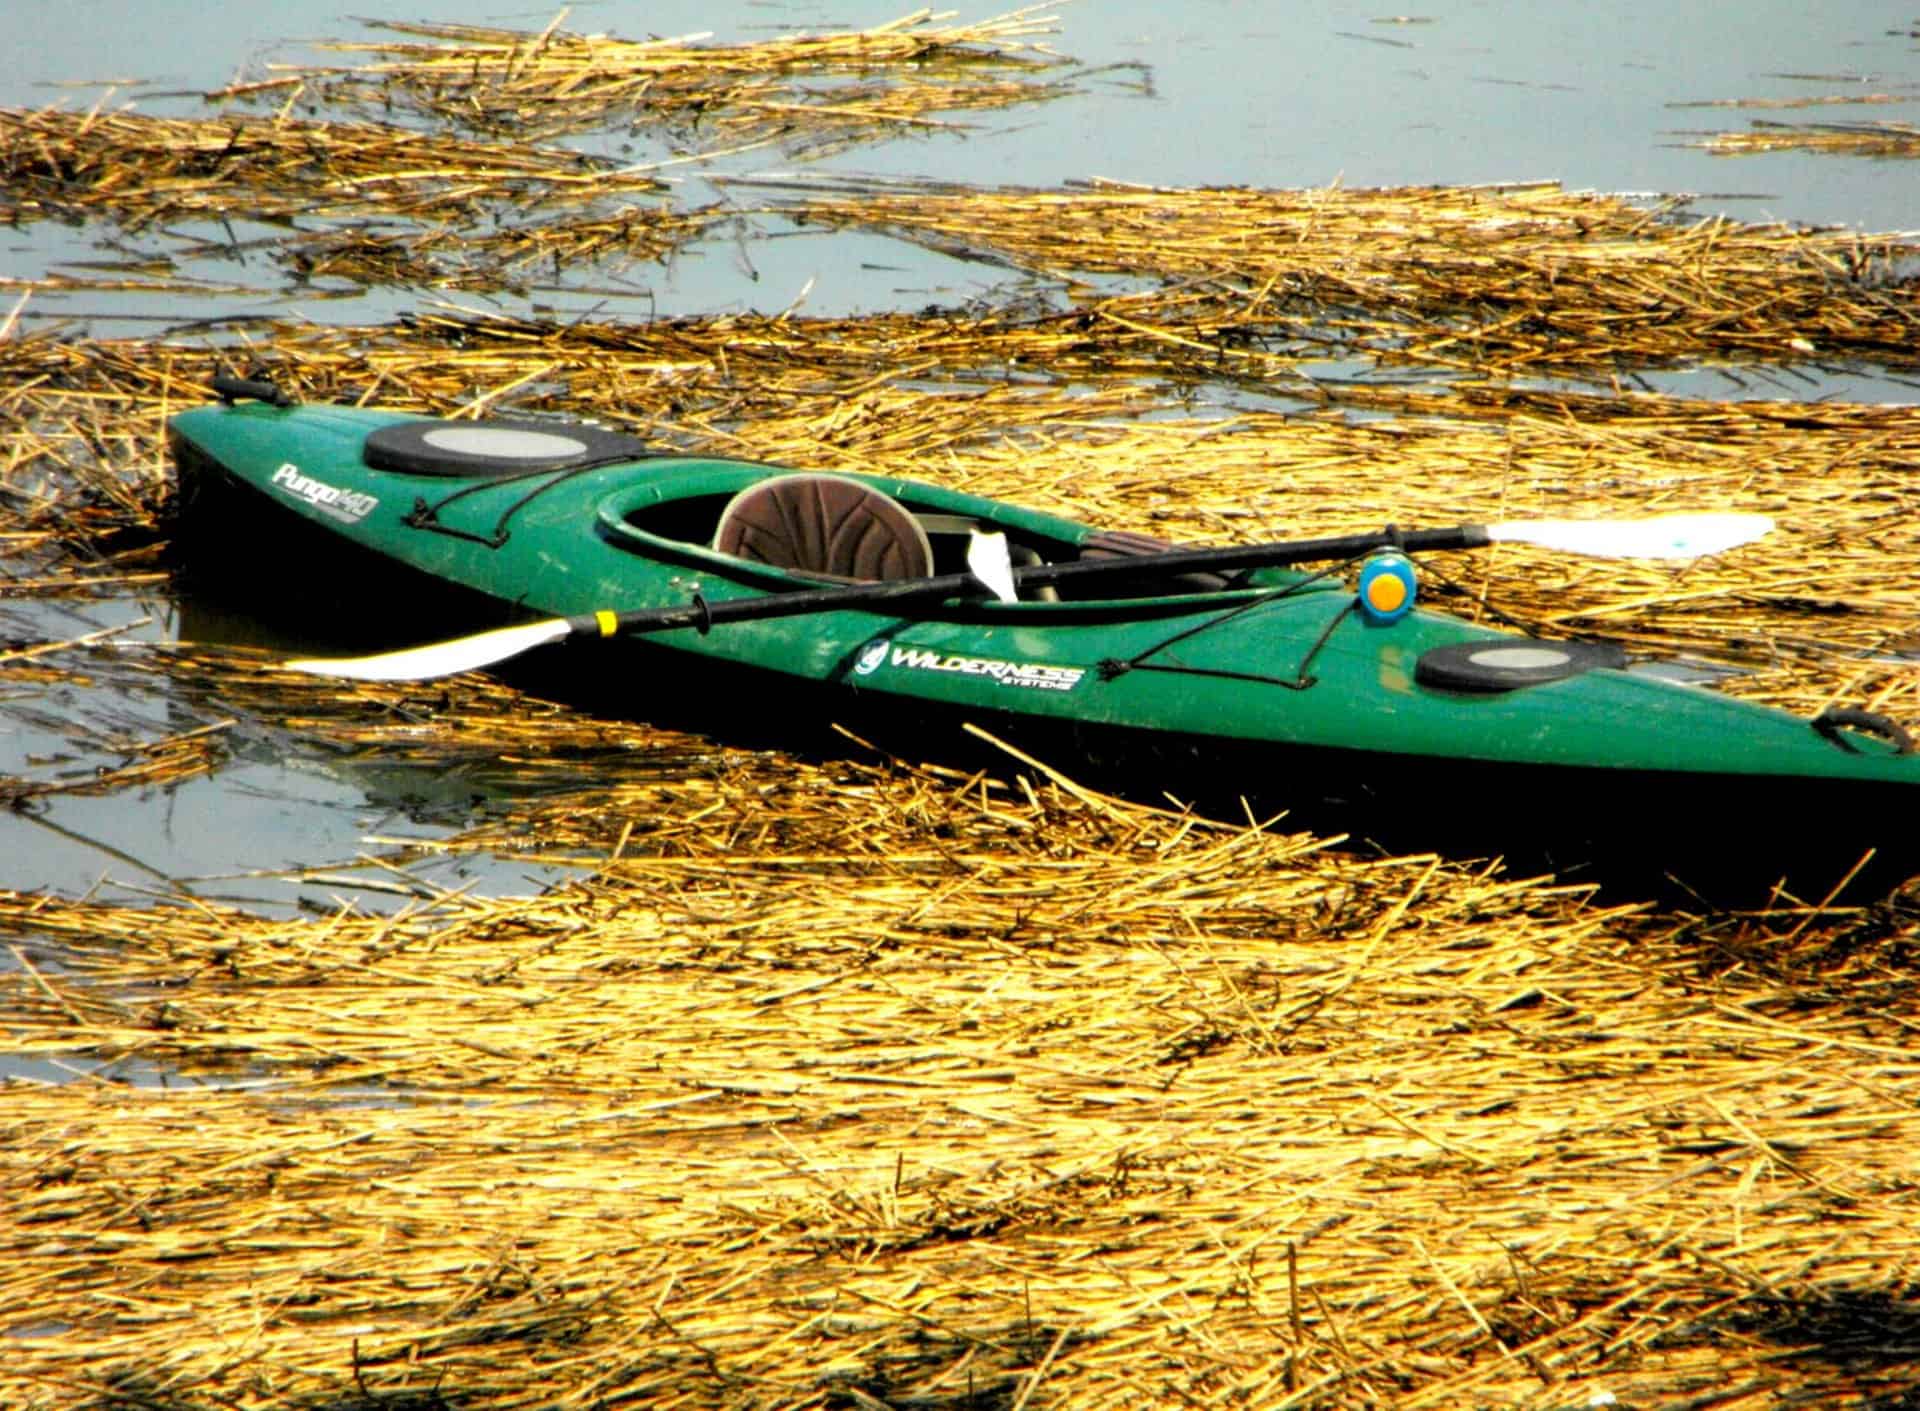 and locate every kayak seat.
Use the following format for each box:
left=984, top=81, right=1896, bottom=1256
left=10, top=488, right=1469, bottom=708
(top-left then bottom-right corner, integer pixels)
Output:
left=713, top=474, right=933, bottom=582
